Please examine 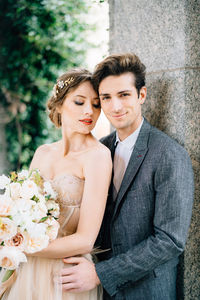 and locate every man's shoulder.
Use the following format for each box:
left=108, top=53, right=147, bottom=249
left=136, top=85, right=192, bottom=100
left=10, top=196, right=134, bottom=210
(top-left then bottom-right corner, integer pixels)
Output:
left=100, top=131, right=116, bottom=149
left=148, top=122, right=189, bottom=158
